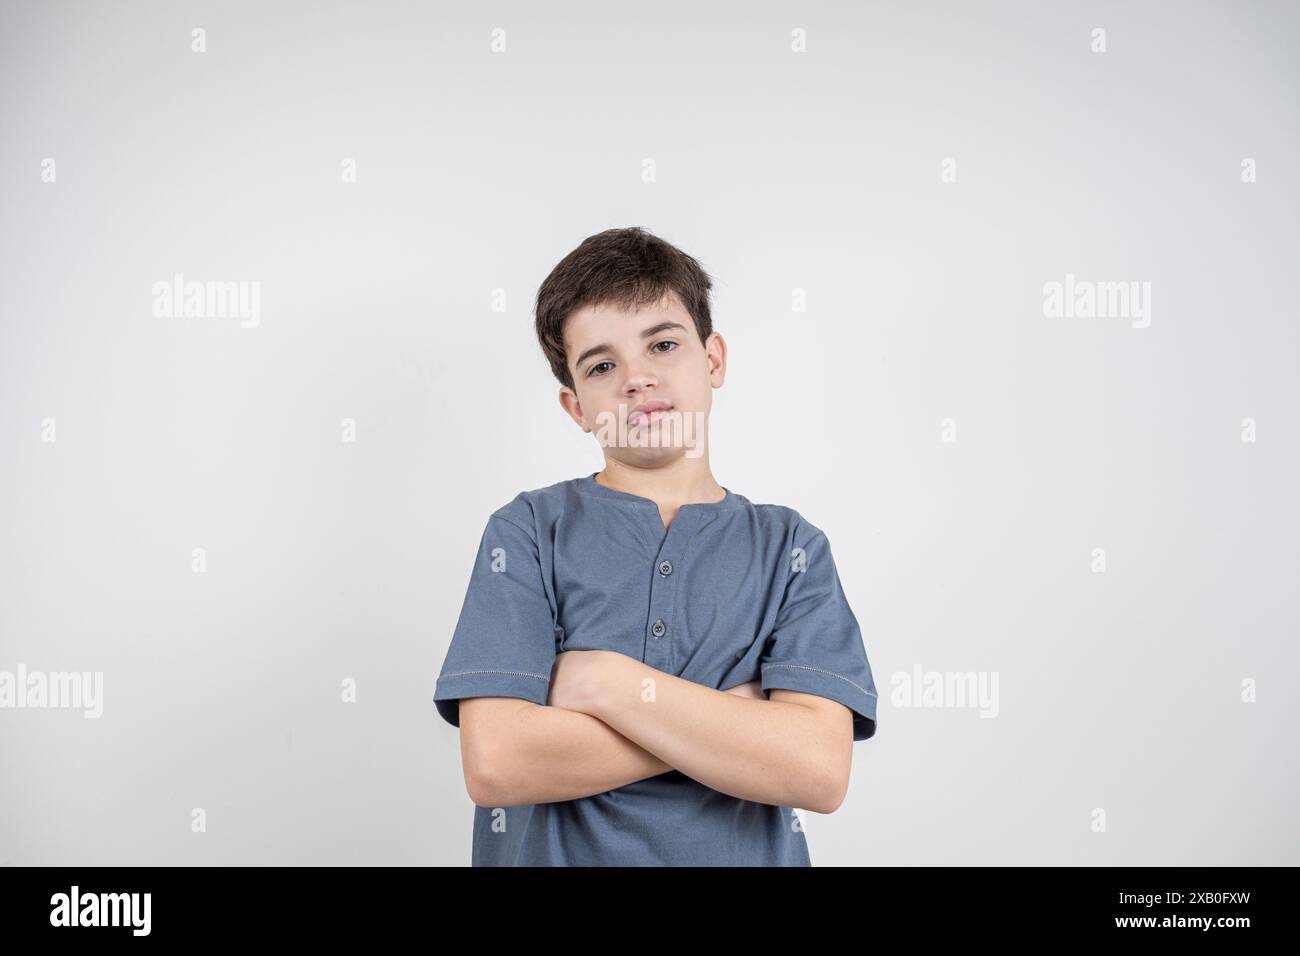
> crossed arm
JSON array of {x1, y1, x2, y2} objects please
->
[{"x1": 458, "y1": 650, "x2": 853, "y2": 814}]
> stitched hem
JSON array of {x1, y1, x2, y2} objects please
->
[
  {"x1": 761, "y1": 662, "x2": 878, "y2": 741},
  {"x1": 433, "y1": 669, "x2": 551, "y2": 728}
]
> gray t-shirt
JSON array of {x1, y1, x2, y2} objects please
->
[{"x1": 433, "y1": 472, "x2": 878, "y2": 865}]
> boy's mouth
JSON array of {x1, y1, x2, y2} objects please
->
[{"x1": 628, "y1": 400, "x2": 673, "y2": 426}]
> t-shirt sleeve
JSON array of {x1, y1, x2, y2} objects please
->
[
  {"x1": 759, "y1": 521, "x2": 879, "y2": 741},
  {"x1": 432, "y1": 509, "x2": 561, "y2": 728}
]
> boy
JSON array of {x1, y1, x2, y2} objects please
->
[{"x1": 432, "y1": 227, "x2": 878, "y2": 866}]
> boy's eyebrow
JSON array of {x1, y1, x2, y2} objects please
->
[{"x1": 572, "y1": 320, "x2": 690, "y2": 371}]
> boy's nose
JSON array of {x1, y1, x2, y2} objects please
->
[{"x1": 621, "y1": 368, "x2": 659, "y2": 393}]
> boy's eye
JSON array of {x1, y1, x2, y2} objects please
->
[{"x1": 587, "y1": 341, "x2": 677, "y2": 377}]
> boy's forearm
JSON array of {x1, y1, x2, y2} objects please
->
[
  {"x1": 474, "y1": 701, "x2": 674, "y2": 807},
  {"x1": 585, "y1": 657, "x2": 839, "y2": 812},
  {"x1": 473, "y1": 681, "x2": 765, "y2": 807}
]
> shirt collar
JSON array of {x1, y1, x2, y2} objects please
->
[{"x1": 577, "y1": 472, "x2": 738, "y2": 513}]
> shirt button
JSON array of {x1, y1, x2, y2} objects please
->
[
  {"x1": 651, "y1": 619, "x2": 666, "y2": 638},
  {"x1": 658, "y1": 560, "x2": 673, "y2": 576}
]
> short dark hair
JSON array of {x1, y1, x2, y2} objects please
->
[{"x1": 533, "y1": 227, "x2": 715, "y2": 391}]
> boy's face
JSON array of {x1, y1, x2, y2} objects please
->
[{"x1": 558, "y1": 291, "x2": 726, "y2": 465}]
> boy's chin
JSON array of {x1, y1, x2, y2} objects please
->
[{"x1": 602, "y1": 446, "x2": 700, "y2": 467}]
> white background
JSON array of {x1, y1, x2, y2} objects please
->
[{"x1": 1, "y1": 0, "x2": 1296, "y2": 864}]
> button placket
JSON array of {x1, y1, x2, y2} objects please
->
[
  {"x1": 640, "y1": 506, "x2": 720, "y2": 673},
  {"x1": 642, "y1": 510, "x2": 691, "y2": 670}
]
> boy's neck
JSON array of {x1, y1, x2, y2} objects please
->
[{"x1": 593, "y1": 458, "x2": 726, "y2": 509}]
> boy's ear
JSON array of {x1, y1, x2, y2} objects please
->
[
  {"x1": 706, "y1": 331, "x2": 727, "y2": 386},
  {"x1": 558, "y1": 387, "x2": 589, "y2": 432}
]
